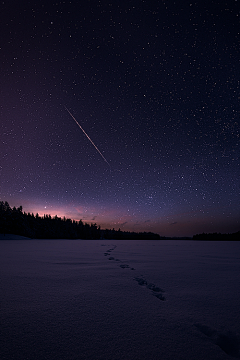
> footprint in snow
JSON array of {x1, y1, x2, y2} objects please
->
[
  {"x1": 194, "y1": 323, "x2": 240, "y2": 358},
  {"x1": 103, "y1": 245, "x2": 165, "y2": 300},
  {"x1": 134, "y1": 276, "x2": 166, "y2": 301}
]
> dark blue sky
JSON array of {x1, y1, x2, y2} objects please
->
[{"x1": 0, "y1": 0, "x2": 239, "y2": 236}]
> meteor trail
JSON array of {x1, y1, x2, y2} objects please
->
[{"x1": 65, "y1": 106, "x2": 110, "y2": 167}]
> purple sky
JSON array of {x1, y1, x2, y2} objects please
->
[{"x1": 0, "y1": 0, "x2": 239, "y2": 237}]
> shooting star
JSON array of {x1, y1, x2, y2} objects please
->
[{"x1": 65, "y1": 106, "x2": 110, "y2": 167}]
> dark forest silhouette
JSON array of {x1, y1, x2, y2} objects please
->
[
  {"x1": 192, "y1": 232, "x2": 239, "y2": 240},
  {"x1": 1, "y1": 201, "x2": 239, "y2": 240},
  {"x1": 0, "y1": 201, "x2": 161, "y2": 240}
]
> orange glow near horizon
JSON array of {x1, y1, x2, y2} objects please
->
[{"x1": 6, "y1": 197, "x2": 239, "y2": 237}]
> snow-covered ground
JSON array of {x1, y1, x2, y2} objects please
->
[{"x1": 0, "y1": 239, "x2": 239, "y2": 359}]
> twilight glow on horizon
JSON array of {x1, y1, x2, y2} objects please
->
[{"x1": 0, "y1": 1, "x2": 239, "y2": 237}]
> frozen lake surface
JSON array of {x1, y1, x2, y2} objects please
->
[{"x1": 1, "y1": 239, "x2": 240, "y2": 359}]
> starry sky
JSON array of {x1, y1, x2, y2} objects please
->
[{"x1": 0, "y1": 0, "x2": 239, "y2": 237}]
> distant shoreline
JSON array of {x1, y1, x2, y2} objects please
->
[
  {"x1": 1, "y1": 233, "x2": 239, "y2": 241},
  {"x1": 0, "y1": 234, "x2": 32, "y2": 240}
]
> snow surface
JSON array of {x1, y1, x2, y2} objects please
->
[{"x1": 0, "y1": 239, "x2": 240, "y2": 360}]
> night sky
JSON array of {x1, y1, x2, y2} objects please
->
[{"x1": 1, "y1": 0, "x2": 239, "y2": 237}]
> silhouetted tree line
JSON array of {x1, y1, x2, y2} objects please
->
[
  {"x1": 192, "y1": 231, "x2": 240, "y2": 240},
  {"x1": 0, "y1": 201, "x2": 160, "y2": 240}
]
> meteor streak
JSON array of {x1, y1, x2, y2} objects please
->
[{"x1": 65, "y1": 106, "x2": 110, "y2": 166}]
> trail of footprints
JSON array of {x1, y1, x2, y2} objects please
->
[
  {"x1": 102, "y1": 244, "x2": 240, "y2": 357},
  {"x1": 102, "y1": 245, "x2": 240, "y2": 357},
  {"x1": 103, "y1": 244, "x2": 166, "y2": 301}
]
